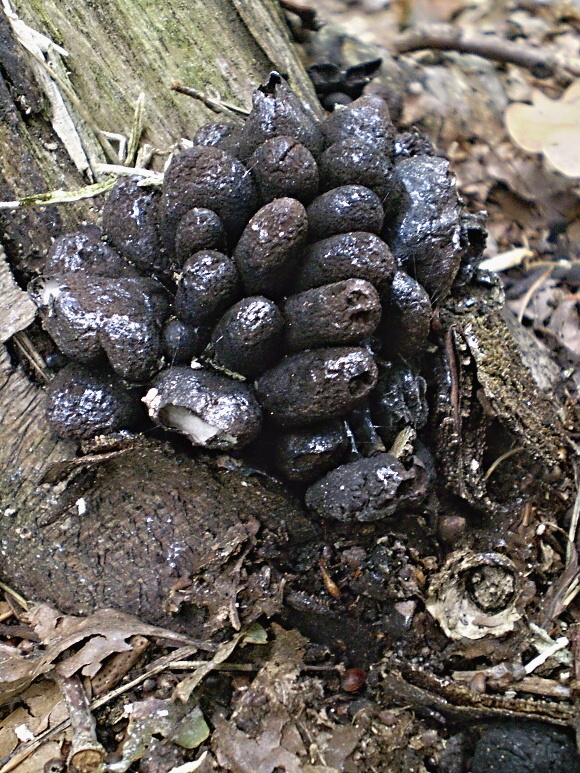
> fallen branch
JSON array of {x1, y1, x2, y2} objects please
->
[
  {"x1": 391, "y1": 23, "x2": 557, "y2": 78},
  {"x1": 56, "y1": 674, "x2": 105, "y2": 773}
]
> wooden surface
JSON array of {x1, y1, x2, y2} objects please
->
[{"x1": 0, "y1": 0, "x2": 317, "y2": 609}]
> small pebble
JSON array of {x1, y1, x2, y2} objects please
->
[{"x1": 341, "y1": 668, "x2": 366, "y2": 692}]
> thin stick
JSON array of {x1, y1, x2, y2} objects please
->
[
  {"x1": 279, "y1": 0, "x2": 319, "y2": 30},
  {"x1": 566, "y1": 463, "x2": 580, "y2": 566},
  {"x1": 0, "y1": 179, "x2": 117, "y2": 210},
  {"x1": 391, "y1": 23, "x2": 557, "y2": 78},
  {"x1": 516, "y1": 265, "x2": 554, "y2": 323},
  {"x1": 170, "y1": 81, "x2": 249, "y2": 117},
  {"x1": 11, "y1": 331, "x2": 52, "y2": 383},
  {"x1": 484, "y1": 446, "x2": 525, "y2": 481},
  {"x1": 0, "y1": 582, "x2": 29, "y2": 611},
  {"x1": 126, "y1": 93, "x2": 145, "y2": 166}
]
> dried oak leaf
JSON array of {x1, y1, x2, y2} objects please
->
[
  {"x1": 505, "y1": 81, "x2": 580, "y2": 178},
  {"x1": 0, "y1": 604, "x2": 199, "y2": 706}
]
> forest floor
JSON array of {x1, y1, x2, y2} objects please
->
[{"x1": 1, "y1": 1, "x2": 580, "y2": 772}]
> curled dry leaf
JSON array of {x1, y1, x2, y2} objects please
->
[
  {"x1": 0, "y1": 604, "x2": 202, "y2": 706},
  {"x1": 505, "y1": 80, "x2": 580, "y2": 178}
]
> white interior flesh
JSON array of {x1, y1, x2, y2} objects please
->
[
  {"x1": 41, "y1": 278, "x2": 62, "y2": 307},
  {"x1": 163, "y1": 405, "x2": 222, "y2": 445}
]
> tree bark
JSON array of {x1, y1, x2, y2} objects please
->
[{"x1": 0, "y1": 0, "x2": 317, "y2": 621}]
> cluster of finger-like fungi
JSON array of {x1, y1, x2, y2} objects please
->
[{"x1": 30, "y1": 72, "x2": 481, "y2": 523}]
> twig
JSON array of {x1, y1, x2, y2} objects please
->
[
  {"x1": 391, "y1": 23, "x2": 557, "y2": 78},
  {"x1": 0, "y1": 582, "x2": 29, "y2": 611},
  {"x1": 0, "y1": 179, "x2": 117, "y2": 210},
  {"x1": 279, "y1": 0, "x2": 319, "y2": 30},
  {"x1": 484, "y1": 446, "x2": 525, "y2": 481},
  {"x1": 170, "y1": 80, "x2": 249, "y2": 117},
  {"x1": 568, "y1": 464, "x2": 580, "y2": 565},
  {"x1": 126, "y1": 93, "x2": 145, "y2": 166},
  {"x1": 11, "y1": 331, "x2": 52, "y2": 383},
  {"x1": 516, "y1": 264, "x2": 555, "y2": 323},
  {"x1": 56, "y1": 674, "x2": 105, "y2": 773},
  {"x1": 93, "y1": 163, "x2": 163, "y2": 185}
]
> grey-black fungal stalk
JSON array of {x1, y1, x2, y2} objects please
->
[
  {"x1": 322, "y1": 95, "x2": 395, "y2": 153},
  {"x1": 296, "y1": 231, "x2": 396, "y2": 294},
  {"x1": 174, "y1": 250, "x2": 240, "y2": 326},
  {"x1": 305, "y1": 453, "x2": 420, "y2": 522},
  {"x1": 382, "y1": 155, "x2": 462, "y2": 301},
  {"x1": 174, "y1": 208, "x2": 227, "y2": 266},
  {"x1": 102, "y1": 177, "x2": 166, "y2": 274},
  {"x1": 273, "y1": 420, "x2": 350, "y2": 483},
  {"x1": 306, "y1": 185, "x2": 384, "y2": 240},
  {"x1": 161, "y1": 145, "x2": 258, "y2": 243},
  {"x1": 210, "y1": 296, "x2": 284, "y2": 378},
  {"x1": 29, "y1": 273, "x2": 170, "y2": 382},
  {"x1": 378, "y1": 271, "x2": 432, "y2": 363},
  {"x1": 45, "y1": 225, "x2": 138, "y2": 278},
  {"x1": 233, "y1": 197, "x2": 308, "y2": 297},
  {"x1": 247, "y1": 136, "x2": 319, "y2": 205},
  {"x1": 237, "y1": 71, "x2": 323, "y2": 161}
]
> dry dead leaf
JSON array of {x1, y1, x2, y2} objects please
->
[
  {"x1": 0, "y1": 603, "x2": 204, "y2": 706},
  {"x1": 0, "y1": 681, "x2": 67, "y2": 766},
  {"x1": 108, "y1": 697, "x2": 209, "y2": 773},
  {"x1": 548, "y1": 296, "x2": 580, "y2": 358},
  {"x1": 506, "y1": 81, "x2": 580, "y2": 177}
]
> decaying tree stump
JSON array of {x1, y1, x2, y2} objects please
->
[{"x1": 0, "y1": 0, "x2": 320, "y2": 624}]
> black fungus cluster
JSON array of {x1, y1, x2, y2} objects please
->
[{"x1": 30, "y1": 72, "x2": 483, "y2": 523}]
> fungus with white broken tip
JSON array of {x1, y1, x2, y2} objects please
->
[{"x1": 143, "y1": 366, "x2": 262, "y2": 449}]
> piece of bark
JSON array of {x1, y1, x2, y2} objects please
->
[
  {"x1": 0, "y1": 441, "x2": 309, "y2": 632},
  {"x1": 0, "y1": 245, "x2": 36, "y2": 342}
]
